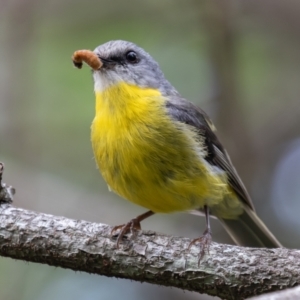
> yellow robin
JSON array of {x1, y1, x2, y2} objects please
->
[{"x1": 72, "y1": 41, "x2": 282, "y2": 256}]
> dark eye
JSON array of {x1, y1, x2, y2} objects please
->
[{"x1": 125, "y1": 51, "x2": 138, "y2": 64}]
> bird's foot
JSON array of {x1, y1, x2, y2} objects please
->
[
  {"x1": 111, "y1": 218, "x2": 142, "y2": 248},
  {"x1": 188, "y1": 228, "x2": 212, "y2": 265}
]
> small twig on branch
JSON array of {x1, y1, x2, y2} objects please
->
[
  {"x1": 0, "y1": 204, "x2": 299, "y2": 300},
  {"x1": 0, "y1": 162, "x2": 15, "y2": 204}
]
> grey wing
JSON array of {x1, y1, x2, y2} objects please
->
[{"x1": 165, "y1": 97, "x2": 254, "y2": 210}]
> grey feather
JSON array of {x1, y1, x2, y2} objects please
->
[
  {"x1": 166, "y1": 98, "x2": 254, "y2": 209},
  {"x1": 220, "y1": 204, "x2": 282, "y2": 247},
  {"x1": 93, "y1": 40, "x2": 178, "y2": 96}
]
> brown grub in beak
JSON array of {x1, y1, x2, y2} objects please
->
[{"x1": 72, "y1": 50, "x2": 102, "y2": 70}]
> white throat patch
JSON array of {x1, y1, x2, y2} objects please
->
[{"x1": 93, "y1": 71, "x2": 122, "y2": 93}]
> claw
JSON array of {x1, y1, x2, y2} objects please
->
[
  {"x1": 111, "y1": 218, "x2": 142, "y2": 248},
  {"x1": 188, "y1": 228, "x2": 212, "y2": 264},
  {"x1": 188, "y1": 205, "x2": 212, "y2": 265},
  {"x1": 110, "y1": 210, "x2": 154, "y2": 248}
]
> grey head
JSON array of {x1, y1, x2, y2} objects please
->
[{"x1": 93, "y1": 40, "x2": 179, "y2": 97}]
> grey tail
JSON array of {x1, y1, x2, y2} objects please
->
[{"x1": 219, "y1": 205, "x2": 282, "y2": 248}]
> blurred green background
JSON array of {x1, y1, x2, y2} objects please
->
[{"x1": 1, "y1": 1, "x2": 300, "y2": 299}]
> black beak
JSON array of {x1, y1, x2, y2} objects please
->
[{"x1": 98, "y1": 56, "x2": 116, "y2": 68}]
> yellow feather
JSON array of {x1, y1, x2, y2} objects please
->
[{"x1": 91, "y1": 82, "x2": 241, "y2": 216}]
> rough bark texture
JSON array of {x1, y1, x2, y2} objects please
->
[{"x1": 0, "y1": 204, "x2": 298, "y2": 300}]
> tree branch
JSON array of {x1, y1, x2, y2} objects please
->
[
  {"x1": 0, "y1": 164, "x2": 299, "y2": 299},
  {"x1": 0, "y1": 204, "x2": 298, "y2": 300}
]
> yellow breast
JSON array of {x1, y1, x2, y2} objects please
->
[{"x1": 91, "y1": 82, "x2": 229, "y2": 213}]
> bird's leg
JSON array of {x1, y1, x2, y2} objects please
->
[
  {"x1": 111, "y1": 210, "x2": 154, "y2": 248},
  {"x1": 188, "y1": 205, "x2": 212, "y2": 263}
]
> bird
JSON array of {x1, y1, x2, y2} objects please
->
[{"x1": 72, "y1": 40, "x2": 282, "y2": 257}]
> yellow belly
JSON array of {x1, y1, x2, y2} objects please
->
[{"x1": 91, "y1": 82, "x2": 232, "y2": 214}]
